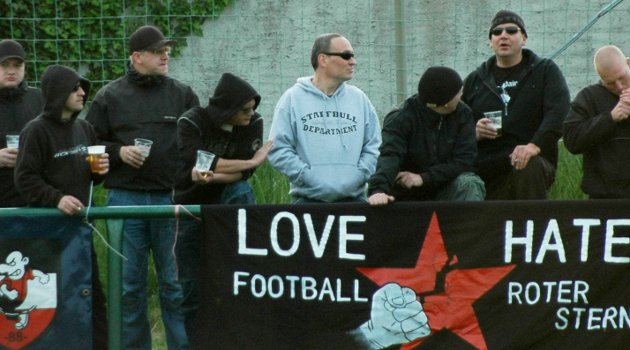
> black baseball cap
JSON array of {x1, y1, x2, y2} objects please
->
[
  {"x1": 0, "y1": 40, "x2": 26, "y2": 63},
  {"x1": 128, "y1": 26, "x2": 176, "y2": 52}
]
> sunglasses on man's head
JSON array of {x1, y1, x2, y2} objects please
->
[
  {"x1": 323, "y1": 51, "x2": 355, "y2": 60},
  {"x1": 491, "y1": 26, "x2": 521, "y2": 36}
]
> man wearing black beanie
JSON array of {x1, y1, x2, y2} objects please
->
[
  {"x1": 462, "y1": 10, "x2": 570, "y2": 200},
  {"x1": 368, "y1": 66, "x2": 485, "y2": 205}
]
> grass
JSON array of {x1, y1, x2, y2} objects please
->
[
  {"x1": 93, "y1": 141, "x2": 586, "y2": 348},
  {"x1": 548, "y1": 140, "x2": 587, "y2": 200}
]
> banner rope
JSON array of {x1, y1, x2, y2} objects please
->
[
  {"x1": 83, "y1": 180, "x2": 127, "y2": 261},
  {"x1": 172, "y1": 204, "x2": 201, "y2": 277}
]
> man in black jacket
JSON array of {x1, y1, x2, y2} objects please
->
[
  {"x1": 0, "y1": 39, "x2": 43, "y2": 207},
  {"x1": 86, "y1": 25, "x2": 199, "y2": 350},
  {"x1": 462, "y1": 10, "x2": 570, "y2": 200},
  {"x1": 564, "y1": 45, "x2": 630, "y2": 198},
  {"x1": 368, "y1": 66, "x2": 484, "y2": 205}
]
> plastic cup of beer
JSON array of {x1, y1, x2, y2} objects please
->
[
  {"x1": 6, "y1": 134, "x2": 19, "y2": 149},
  {"x1": 134, "y1": 138, "x2": 153, "y2": 157},
  {"x1": 195, "y1": 150, "x2": 215, "y2": 178},
  {"x1": 484, "y1": 110, "x2": 503, "y2": 137},
  {"x1": 87, "y1": 145, "x2": 106, "y2": 173}
]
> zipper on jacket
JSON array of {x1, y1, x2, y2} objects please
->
[{"x1": 433, "y1": 116, "x2": 444, "y2": 157}]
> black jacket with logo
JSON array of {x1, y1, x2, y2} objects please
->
[
  {"x1": 368, "y1": 95, "x2": 477, "y2": 200},
  {"x1": 462, "y1": 49, "x2": 570, "y2": 182},
  {"x1": 86, "y1": 67, "x2": 199, "y2": 191},
  {"x1": 15, "y1": 65, "x2": 101, "y2": 207}
]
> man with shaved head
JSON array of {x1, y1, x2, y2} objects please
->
[{"x1": 563, "y1": 45, "x2": 630, "y2": 198}]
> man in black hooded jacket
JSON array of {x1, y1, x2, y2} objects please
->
[
  {"x1": 172, "y1": 72, "x2": 271, "y2": 347},
  {"x1": 15, "y1": 64, "x2": 109, "y2": 349}
]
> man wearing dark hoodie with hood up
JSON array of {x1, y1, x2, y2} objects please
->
[
  {"x1": 14, "y1": 64, "x2": 109, "y2": 349},
  {"x1": 172, "y1": 72, "x2": 271, "y2": 347}
]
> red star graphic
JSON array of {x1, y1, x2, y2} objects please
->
[{"x1": 357, "y1": 212, "x2": 515, "y2": 350}]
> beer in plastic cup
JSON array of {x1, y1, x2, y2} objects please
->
[
  {"x1": 87, "y1": 145, "x2": 106, "y2": 173},
  {"x1": 195, "y1": 150, "x2": 215, "y2": 178}
]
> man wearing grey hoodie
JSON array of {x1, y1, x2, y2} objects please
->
[{"x1": 268, "y1": 33, "x2": 381, "y2": 203}]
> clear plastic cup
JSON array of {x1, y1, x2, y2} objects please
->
[
  {"x1": 195, "y1": 150, "x2": 215, "y2": 178},
  {"x1": 6, "y1": 134, "x2": 19, "y2": 149},
  {"x1": 134, "y1": 138, "x2": 153, "y2": 157},
  {"x1": 484, "y1": 110, "x2": 503, "y2": 137}
]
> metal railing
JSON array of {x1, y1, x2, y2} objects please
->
[{"x1": 0, "y1": 205, "x2": 200, "y2": 350}]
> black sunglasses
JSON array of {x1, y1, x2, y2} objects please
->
[
  {"x1": 323, "y1": 51, "x2": 355, "y2": 60},
  {"x1": 491, "y1": 26, "x2": 521, "y2": 36}
]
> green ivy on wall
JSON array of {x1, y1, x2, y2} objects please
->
[{"x1": 0, "y1": 0, "x2": 232, "y2": 95}]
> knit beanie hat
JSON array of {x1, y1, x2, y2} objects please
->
[
  {"x1": 207, "y1": 73, "x2": 261, "y2": 126},
  {"x1": 417, "y1": 66, "x2": 462, "y2": 107},
  {"x1": 0, "y1": 40, "x2": 25, "y2": 63},
  {"x1": 129, "y1": 26, "x2": 176, "y2": 52},
  {"x1": 489, "y1": 10, "x2": 527, "y2": 38}
]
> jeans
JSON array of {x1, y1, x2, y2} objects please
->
[
  {"x1": 108, "y1": 189, "x2": 188, "y2": 350},
  {"x1": 175, "y1": 181, "x2": 254, "y2": 349}
]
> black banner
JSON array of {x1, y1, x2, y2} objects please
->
[
  {"x1": 0, "y1": 217, "x2": 92, "y2": 350},
  {"x1": 198, "y1": 201, "x2": 630, "y2": 349}
]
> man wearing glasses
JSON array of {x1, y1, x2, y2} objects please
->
[
  {"x1": 268, "y1": 33, "x2": 381, "y2": 203},
  {"x1": 86, "y1": 25, "x2": 199, "y2": 349},
  {"x1": 462, "y1": 10, "x2": 570, "y2": 200}
]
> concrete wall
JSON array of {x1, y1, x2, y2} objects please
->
[{"x1": 168, "y1": 0, "x2": 630, "y2": 137}]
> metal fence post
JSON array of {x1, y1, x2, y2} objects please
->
[{"x1": 106, "y1": 219, "x2": 124, "y2": 350}]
